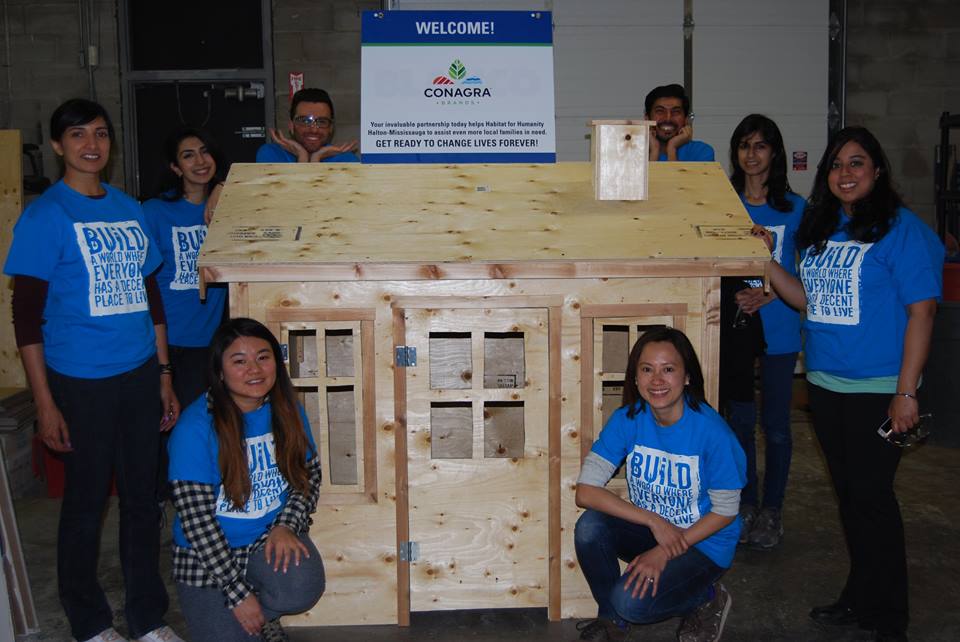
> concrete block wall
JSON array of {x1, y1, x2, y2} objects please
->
[
  {"x1": 271, "y1": 0, "x2": 379, "y2": 146},
  {"x1": 2, "y1": 0, "x2": 958, "y2": 220},
  {"x1": 846, "y1": 0, "x2": 960, "y2": 225},
  {"x1": 0, "y1": 0, "x2": 124, "y2": 188}
]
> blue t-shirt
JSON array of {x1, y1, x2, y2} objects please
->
[
  {"x1": 142, "y1": 196, "x2": 227, "y2": 347},
  {"x1": 656, "y1": 140, "x2": 715, "y2": 162},
  {"x1": 3, "y1": 180, "x2": 161, "y2": 378},
  {"x1": 255, "y1": 142, "x2": 359, "y2": 163},
  {"x1": 799, "y1": 206, "x2": 944, "y2": 378},
  {"x1": 168, "y1": 396, "x2": 316, "y2": 549},
  {"x1": 590, "y1": 400, "x2": 746, "y2": 568},
  {"x1": 742, "y1": 193, "x2": 804, "y2": 355}
]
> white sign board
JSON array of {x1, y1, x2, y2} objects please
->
[{"x1": 361, "y1": 10, "x2": 556, "y2": 163}]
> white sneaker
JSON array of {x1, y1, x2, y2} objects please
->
[
  {"x1": 136, "y1": 626, "x2": 186, "y2": 642},
  {"x1": 79, "y1": 629, "x2": 128, "y2": 642}
]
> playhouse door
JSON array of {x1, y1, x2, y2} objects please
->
[{"x1": 403, "y1": 306, "x2": 550, "y2": 612}]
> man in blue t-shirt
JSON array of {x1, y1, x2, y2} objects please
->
[
  {"x1": 644, "y1": 84, "x2": 714, "y2": 162},
  {"x1": 256, "y1": 87, "x2": 359, "y2": 163}
]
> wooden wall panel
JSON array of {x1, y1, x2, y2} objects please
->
[{"x1": 240, "y1": 276, "x2": 708, "y2": 624}]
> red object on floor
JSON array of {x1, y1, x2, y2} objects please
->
[
  {"x1": 36, "y1": 435, "x2": 116, "y2": 498},
  {"x1": 944, "y1": 263, "x2": 960, "y2": 302}
]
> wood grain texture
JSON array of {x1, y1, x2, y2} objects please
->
[
  {"x1": 392, "y1": 307, "x2": 410, "y2": 626},
  {"x1": 0, "y1": 131, "x2": 23, "y2": 387},
  {"x1": 592, "y1": 121, "x2": 654, "y2": 200},
  {"x1": 406, "y1": 308, "x2": 549, "y2": 612},
  {"x1": 200, "y1": 162, "x2": 766, "y2": 276}
]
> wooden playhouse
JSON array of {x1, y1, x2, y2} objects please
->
[{"x1": 198, "y1": 157, "x2": 767, "y2": 626}]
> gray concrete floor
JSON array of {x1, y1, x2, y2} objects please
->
[{"x1": 12, "y1": 408, "x2": 960, "y2": 641}]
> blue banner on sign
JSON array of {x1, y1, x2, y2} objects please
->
[{"x1": 362, "y1": 10, "x2": 552, "y2": 45}]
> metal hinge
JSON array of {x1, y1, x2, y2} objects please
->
[
  {"x1": 399, "y1": 541, "x2": 420, "y2": 562},
  {"x1": 280, "y1": 343, "x2": 289, "y2": 362},
  {"x1": 394, "y1": 346, "x2": 417, "y2": 367}
]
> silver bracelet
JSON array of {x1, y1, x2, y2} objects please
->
[{"x1": 894, "y1": 392, "x2": 917, "y2": 400}]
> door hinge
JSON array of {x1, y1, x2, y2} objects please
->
[
  {"x1": 399, "y1": 540, "x2": 420, "y2": 562},
  {"x1": 280, "y1": 343, "x2": 289, "y2": 362},
  {"x1": 394, "y1": 346, "x2": 417, "y2": 368}
]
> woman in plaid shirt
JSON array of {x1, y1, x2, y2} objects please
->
[{"x1": 167, "y1": 318, "x2": 324, "y2": 641}]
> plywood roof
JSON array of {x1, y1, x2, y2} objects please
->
[{"x1": 199, "y1": 161, "x2": 768, "y2": 281}]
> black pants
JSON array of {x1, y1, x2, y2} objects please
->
[
  {"x1": 808, "y1": 383, "x2": 907, "y2": 634},
  {"x1": 48, "y1": 356, "x2": 169, "y2": 640},
  {"x1": 158, "y1": 345, "x2": 211, "y2": 501}
]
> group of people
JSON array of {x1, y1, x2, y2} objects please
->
[
  {"x1": 574, "y1": 84, "x2": 943, "y2": 642},
  {"x1": 2, "y1": 81, "x2": 944, "y2": 642},
  {"x1": 3, "y1": 92, "x2": 345, "y2": 642}
]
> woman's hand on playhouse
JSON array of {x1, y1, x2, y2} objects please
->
[
  {"x1": 265, "y1": 525, "x2": 310, "y2": 573},
  {"x1": 232, "y1": 593, "x2": 265, "y2": 636},
  {"x1": 623, "y1": 547, "x2": 669, "y2": 599},
  {"x1": 649, "y1": 516, "x2": 689, "y2": 559}
]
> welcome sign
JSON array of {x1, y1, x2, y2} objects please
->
[{"x1": 360, "y1": 10, "x2": 556, "y2": 163}]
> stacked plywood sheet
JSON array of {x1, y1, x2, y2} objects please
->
[{"x1": 0, "y1": 389, "x2": 40, "y2": 500}]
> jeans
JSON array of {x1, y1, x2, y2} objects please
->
[
  {"x1": 48, "y1": 356, "x2": 169, "y2": 640},
  {"x1": 574, "y1": 510, "x2": 723, "y2": 625},
  {"x1": 177, "y1": 533, "x2": 326, "y2": 642},
  {"x1": 728, "y1": 352, "x2": 797, "y2": 509},
  {"x1": 807, "y1": 383, "x2": 907, "y2": 634}
]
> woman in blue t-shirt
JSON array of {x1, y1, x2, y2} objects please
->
[
  {"x1": 3, "y1": 99, "x2": 182, "y2": 642},
  {"x1": 168, "y1": 318, "x2": 324, "y2": 642},
  {"x1": 760, "y1": 127, "x2": 943, "y2": 642},
  {"x1": 574, "y1": 327, "x2": 746, "y2": 642},
  {"x1": 722, "y1": 114, "x2": 804, "y2": 549},
  {"x1": 143, "y1": 127, "x2": 228, "y2": 409}
]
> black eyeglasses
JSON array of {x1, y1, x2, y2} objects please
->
[
  {"x1": 877, "y1": 413, "x2": 933, "y2": 448},
  {"x1": 292, "y1": 115, "x2": 333, "y2": 128}
]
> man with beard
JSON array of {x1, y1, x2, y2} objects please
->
[
  {"x1": 256, "y1": 88, "x2": 359, "y2": 163},
  {"x1": 644, "y1": 84, "x2": 714, "y2": 162}
]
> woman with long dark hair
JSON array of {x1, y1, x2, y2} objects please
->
[
  {"x1": 722, "y1": 114, "x2": 805, "y2": 549},
  {"x1": 573, "y1": 327, "x2": 745, "y2": 642},
  {"x1": 759, "y1": 126, "x2": 943, "y2": 642},
  {"x1": 168, "y1": 318, "x2": 325, "y2": 642},
  {"x1": 3, "y1": 98, "x2": 182, "y2": 642},
  {"x1": 143, "y1": 127, "x2": 228, "y2": 408}
]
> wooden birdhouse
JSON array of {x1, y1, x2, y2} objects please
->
[{"x1": 591, "y1": 120, "x2": 656, "y2": 201}]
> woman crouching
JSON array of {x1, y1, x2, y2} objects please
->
[
  {"x1": 574, "y1": 327, "x2": 746, "y2": 642},
  {"x1": 168, "y1": 318, "x2": 325, "y2": 641}
]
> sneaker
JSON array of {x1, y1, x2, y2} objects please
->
[
  {"x1": 737, "y1": 504, "x2": 757, "y2": 545},
  {"x1": 135, "y1": 626, "x2": 185, "y2": 642},
  {"x1": 261, "y1": 619, "x2": 290, "y2": 642},
  {"x1": 677, "y1": 582, "x2": 732, "y2": 642},
  {"x1": 574, "y1": 618, "x2": 628, "y2": 641},
  {"x1": 79, "y1": 629, "x2": 128, "y2": 642},
  {"x1": 748, "y1": 507, "x2": 784, "y2": 549}
]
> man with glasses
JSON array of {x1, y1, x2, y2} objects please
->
[
  {"x1": 256, "y1": 88, "x2": 359, "y2": 163},
  {"x1": 644, "y1": 84, "x2": 714, "y2": 162}
]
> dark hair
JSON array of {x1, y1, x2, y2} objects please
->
[
  {"x1": 156, "y1": 127, "x2": 228, "y2": 202},
  {"x1": 796, "y1": 126, "x2": 902, "y2": 254},
  {"x1": 644, "y1": 84, "x2": 690, "y2": 117},
  {"x1": 622, "y1": 327, "x2": 708, "y2": 419},
  {"x1": 50, "y1": 98, "x2": 115, "y2": 142},
  {"x1": 729, "y1": 114, "x2": 795, "y2": 213},
  {"x1": 289, "y1": 87, "x2": 335, "y2": 120},
  {"x1": 207, "y1": 317, "x2": 313, "y2": 510}
]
